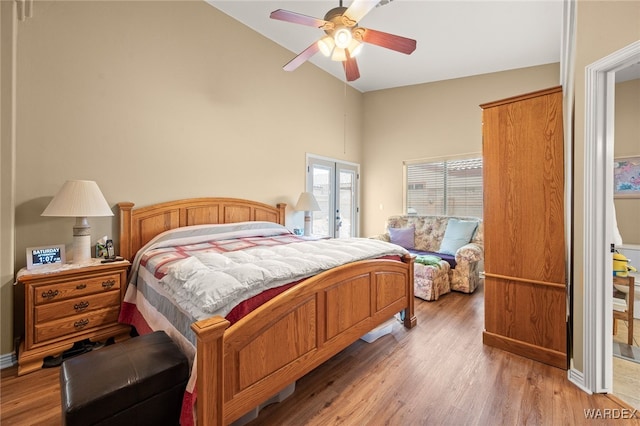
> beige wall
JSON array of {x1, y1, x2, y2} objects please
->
[
  {"x1": 360, "y1": 64, "x2": 560, "y2": 236},
  {"x1": 614, "y1": 79, "x2": 640, "y2": 244},
  {"x1": 572, "y1": 0, "x2": 640, "y2": 371},
  {"x1": 1, "y1": 1, "x2": 18, "y2": 361},
  {"x1": 3, "y1": 0, "x2": 363, "y2": 355}
]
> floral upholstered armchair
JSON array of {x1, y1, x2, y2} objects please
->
[{"x1": 373, "y1": 215, "x2": 484, "y2": 294}]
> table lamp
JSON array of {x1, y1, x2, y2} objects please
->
[
  {"x1": 295, "y1": 192, "x2": 321, "y2": 236},
  {"x1": 41, "y1": 180, "x2": 113, "y2": 263}
]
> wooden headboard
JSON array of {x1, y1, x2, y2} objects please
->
[{"x1": 118, "y1": 198, "x2": 287, "y2": 261}]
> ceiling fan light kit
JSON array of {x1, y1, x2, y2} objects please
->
[
  {"x1": 348, "y1": 39, "x2": 364, "y2": 56},
  {"x1": 334, "y1": 27, "x2": 352, "y2": 48},
  {"x1": 270, "y1": 0, "x2": 416, "y2": 82},
  {"x1": 332, "y1": 47, "x2": 348, "y2": 62},
  {"x1": 318, "y1": 36, "x2": 335, "y2": 56}
]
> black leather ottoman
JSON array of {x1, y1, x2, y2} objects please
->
[{"x1": 60, "y1": 331, "x2": 189, "y2": 426}]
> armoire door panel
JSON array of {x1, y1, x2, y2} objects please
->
[
  {"x1": 483, "y1": 89, "x2": 565, "y2": 284},
  {"x1": 483, "y1": 276, "x2": 566, "y2": 352},
  {"x1": 481, "y1": 86, "x2": 567, "y2": 369}
]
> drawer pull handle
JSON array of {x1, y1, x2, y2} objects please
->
[
  {"x1": 74, "y1": 301, "x2": 89, "y2": 312},
  {"x1": 41, "y1": 289, "x2": 59, "y2": 300},
  {"x1": 74, "y1": 319, "x2": 89, "y2": 329},
  {"x1": 76, "y1": 283, "x2": 87, "y2": 290},
  {"x1": 102, "y1": 279, "x2": 116, "y2": 289}
]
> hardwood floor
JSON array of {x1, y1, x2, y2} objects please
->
[
  {"x1": 2, "y1": 282, "x2": 639, "y2": 425},
  {"x1": 0, "y1": 365, "x2": 61, "y2": 426},
  {"x1": 613, "y1": 318, "x2": 640, "y2": 410}
]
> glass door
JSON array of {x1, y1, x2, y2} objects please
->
[
  {"x1": 336, "y1": 163, "x2": 358, "y2": 238},
  {"x1": 307, "y1": 156, "x2": 359, "y2": 238}
]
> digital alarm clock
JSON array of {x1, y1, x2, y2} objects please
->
[{"x1": 26, "y1": 244, "x2": 66, "y2": 270}]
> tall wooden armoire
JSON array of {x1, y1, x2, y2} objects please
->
[{"x1": 480, "y1": 86, "x2": 567, "y2": 369}]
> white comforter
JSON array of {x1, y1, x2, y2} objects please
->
[{"x1": 159, "y1": 236, "x2": 408, "y2": 320}]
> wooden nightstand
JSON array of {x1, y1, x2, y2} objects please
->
[{"x1": 15, "y1": 260, "x2": 131, "y2": 375}]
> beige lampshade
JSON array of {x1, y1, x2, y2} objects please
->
[
  {"x1": 42, "y1": 180, "x2": 113, "y2": 217},
  {"x1": 295, "y1": 192, "x2": 321, "y2": 212},
  {"x1": 42, "y1": 180, "x2": 113, "y2": 263}
]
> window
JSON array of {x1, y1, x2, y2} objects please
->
[{"x1": 405, "y1": 157, "x2": 483, "y2": 218}]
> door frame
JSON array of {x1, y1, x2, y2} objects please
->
[{"x1": 578, "y1": 40, "x2": 640, "y2": 393}]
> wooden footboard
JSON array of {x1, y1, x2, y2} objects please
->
[{"x1": 192, "y1": 255, "x2": 415, "y2": 426}]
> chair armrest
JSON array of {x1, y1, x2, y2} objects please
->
[
  {"x1": 370, "y1": 233, "x2": 391, "y2": 242},
  {"x1": 455, "y1": 243, "x2": 483, "y2": 264}
]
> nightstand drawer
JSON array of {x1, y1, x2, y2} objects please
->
[
  {"x1": 35, "y1": 273, "x2": 121, "y2": 305},
  {"x1": 35, "y1": 290, "x2": 121, "y2": 323},
  {"x1": 35, "y1": 306, "x2": 121, "y2": 343}
]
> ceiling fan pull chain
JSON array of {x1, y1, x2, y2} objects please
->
[{"x1": 343, "y1": 81, "x2": 347, "y2": 154}]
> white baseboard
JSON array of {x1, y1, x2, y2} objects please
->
[
  {"x1": 568, "y1": 367, "x2": 592, "y2": 394},
  {"x1": 0, "y1": 352, "x2": 17, "y2": 370}
]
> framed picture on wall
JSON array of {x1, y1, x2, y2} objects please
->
[{"x1": 614, "y1": 155, "x2": 640, "y2": 198}]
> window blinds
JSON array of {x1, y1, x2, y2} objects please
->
[{"x1": 406, "y1": 157, "x2": 483, "y2": 218}]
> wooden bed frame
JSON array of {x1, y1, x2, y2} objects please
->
[{"x1": 118, "y1": 197, "x2": 416, "y2": 426}]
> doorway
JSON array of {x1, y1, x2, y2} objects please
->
[
  {"x1": 581, "y1": 40, "x2": 640, "y2": 396},
  {"x1": 306, "y1": 155, "x2": 360, "y2": 238}
]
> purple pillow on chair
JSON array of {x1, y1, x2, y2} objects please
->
[{"x1": 389, "y1": 226, "x2": 415, "y2": 249}]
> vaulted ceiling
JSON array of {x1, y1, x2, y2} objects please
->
[{"x1": 208, "y1": 1, "x2": 564, "y2": 92}]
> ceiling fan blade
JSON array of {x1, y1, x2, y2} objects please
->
[
  {"x1": 283, "y1": 42, "x2": 321, "y2": 72},
  {"x1": 343, "y1": 52, "x2": 360, "y2": 82},
  {"x1": 361, "y1": 28, "x2": 417, "y2": 55},
  {"x1": 343, "y1": 0, "x2": 379, "y2": 24},
  {"x1": 270, "y1": 9, "x2": 328, "y2": 28}
]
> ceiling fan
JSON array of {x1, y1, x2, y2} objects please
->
[{"x1": 270, "y1": 0, "x2": 417, "y2": 82}]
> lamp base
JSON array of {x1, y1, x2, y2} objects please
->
[
  {"x1": 73, "y1": 235, "x2": 91, "y2": 263},
  {"x1": 73, "y1": 217, "x2": 92, "y2": 263},
  {"x1": 303, "y1": 214, "x2": 312, "y2": 237}
]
